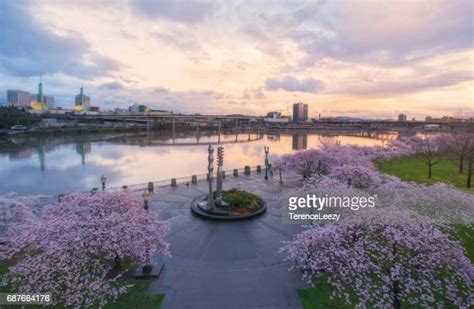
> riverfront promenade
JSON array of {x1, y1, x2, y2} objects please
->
[{"x1": 145, "y1": 170, "x2": 306, "y2": 309}]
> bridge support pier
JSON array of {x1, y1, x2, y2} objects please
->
[
  {"x1": 172, "y1": 119, "x2": 176, "y2": 144},
  {"x1": 196, "y1": 124, "x2": 200, "y2": 144}
]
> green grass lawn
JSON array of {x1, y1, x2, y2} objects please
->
[
  {"x1": 374, "y1": 155, "x2": 472, "y2": 191},
  {"x1": 105, "y1": 280, "x2": 164, "y2": 309},
  {"x1": 299, "y1": 155, "x2": 473, "y2": 308}
]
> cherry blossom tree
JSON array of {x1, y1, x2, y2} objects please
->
[
  {"x1": 0, "y1": 193, "x2": 45, "y2": 243},
  {"x1": 281, "y1": 208, "x2": 474, "y2": 308},
  {"x1": 328, "y1": 164, "x2": 382, "y2": 189},
  {"x1": 0, "y1": 191, "x2": 170, "y2": 308},
  {"x1": 375, "y1": 177, "x2": 474, "y2": 224},
  {"x1": 285, "y1": 149, "x2": 322, "y2": 178},
  {"x1": 272, "y1": 158, "x2": 287, "y2": 184}
]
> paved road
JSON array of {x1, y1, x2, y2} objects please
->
[{"x1": 147, "y1": 171, "x2": 307, "y2": 309}]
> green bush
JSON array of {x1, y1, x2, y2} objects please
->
[{"x1": 223, "y1": 189, "x2": 262, "y2": 210}]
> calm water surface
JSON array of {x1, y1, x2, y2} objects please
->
[{"x1": 0, "y1": 131, "x2": 392, "y2": 195}]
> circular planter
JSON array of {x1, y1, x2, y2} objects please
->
[{"x1": 191, "y1": 194, "x2": 266, "y2": 220}]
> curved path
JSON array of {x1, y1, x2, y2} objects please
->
[{"x1": 147, "y1": 171, "x2": 307, "y2": 308}]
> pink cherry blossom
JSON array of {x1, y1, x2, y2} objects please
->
[{"x1": 0, "y1": 191, "x2": 170, "y2": 308}]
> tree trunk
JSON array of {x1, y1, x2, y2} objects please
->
[
  {"x1": 467, "y1": 159, "x2": 472, "y2": 189},
  {"x1": 114, "y1": 255, "x2": 122, "y2": 270},
  {"x1": 459, "y1": 156, "x2": 464, "y2": 174},
  {"x1": 279, "y1": 170, "x2": 283, "y2": 184},
  {"x1": 428, "y1": 163, "x2": 432, "y2": 178},
  {"x1": 393, "y1": 280, "x2": 401, "y2": 309}
]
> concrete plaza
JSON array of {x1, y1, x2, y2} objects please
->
[{"x1": 147, "y1": 171, "x2": 307, "y2": 309}]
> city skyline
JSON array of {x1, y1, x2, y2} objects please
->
[{"x1": 0, "y1": 1, "x2": 472, "y2": 118}]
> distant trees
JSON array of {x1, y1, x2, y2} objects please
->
[
  {"x1": 440, "y1": 132, "x2": 471, "y2": 174},
  {"x1": 0, "y1": 106, "x2": 42, "y2": 129},
  {"x1": 439, "y1": 132, "x2": 474, "y2": 188}
]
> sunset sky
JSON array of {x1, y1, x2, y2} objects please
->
[{"x1": 0, "y1": 0, "x2": 472, "y2": 118}]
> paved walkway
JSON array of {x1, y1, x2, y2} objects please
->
[{"x1": 147, "y1": 171, "x2": 307, "y2": 309}]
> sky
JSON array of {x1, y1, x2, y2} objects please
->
[{"x1": 0, "y1": 0, "x2": 473, "y2": 118}]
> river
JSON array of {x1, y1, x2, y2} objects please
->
[{"x1": 0, "y1": 130, "x2": 395, "y2": 195}]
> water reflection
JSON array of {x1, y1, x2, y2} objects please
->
[
  {"x1": 292, "y1": 134, "x2": 308, "y2": 150},
  {"x1": 0, "y1": 130, "x2": 396, "y2": 195}
]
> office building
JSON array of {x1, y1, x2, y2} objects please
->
[
  {"x1": 7, "y1": 90, "x2": 31, "y2": 107},
  {"x1": 129, "y1": 103, "x2": 150, "y2": 113},
  {"x1": 43, "y1": 95, "x2": 55, "y2": 109},
  {"x1": 292, "y1": 102, "x2": 308, "y2": 122},
  {"x1": 75, "y1": 86, "x2": 91, "y2": 111},
  {"x1": 398, "y1": 114, "x2": 407, "y2": 122}
]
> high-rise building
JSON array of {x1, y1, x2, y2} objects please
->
[
  {"x1": 43, "y1": 95, "x2": 55, "y2": 109},
  {"x1": 398, "y1": 114, "x2": 407, "y2": 122},
  {"x1": 37, "y1": 78, "x2": 43, "y2": 104},
  {"x1": 75, "y1": 86, "x2": 91, "y2": 111},
  {"x1": 7, "y1": 90, "x2": 31, "y2": 107},
  {"x1": 292, "y1": 102, "x2": 308, "y2": 122},
  {"x1": 30, "y1": 77, "x2": 49, "y2": 111}
]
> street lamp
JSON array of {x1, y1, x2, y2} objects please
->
[
  {"x1": 264, "y1": 146, "x2": 270, "y2": 180},
  {"x1": 142, "y1": 189, "x2": 151, "y2": 212},
  {"x1": 142, "y1": 189, "x2": 152, "y2": 274},
  {"x1": 100, "y1": 174, "x2": 107, "y2": 191}
]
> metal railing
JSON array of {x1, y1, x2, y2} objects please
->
[{"x1": 105, "y1": 165, "x2": 261, "y2": 193}]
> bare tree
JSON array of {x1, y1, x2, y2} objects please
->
[
  {"x1": 439, "y1": 132, "x2": 471, "y2": 174},
  {"x1": 410, "y1": 136, "x2": 442, "y2": 178},
  {"x1": 465, "y1": 135, "x2": 474, "y2": 189}
]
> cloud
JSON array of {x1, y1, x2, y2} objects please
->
[
  {"x1": 265, "y1": 75, "x2": 325, "y2": 93},
  {"x1": 338, "y1": 71, "x2": 472, "y2": 97},
  {"x1": 130, "y1": 0, "x2": 213, "y2": 23},
  {"x1": 99, "y1": 82, "x2": 124, "y2": 90},
  {"x1": 288, "y1": 1, "x2": 473, "y2": 67},
  {"x1": 153, "y1": 87, "x2": 169, "y2": 94},
  {"x1": 242, "y1": 88, "x2": 265, "y2": 100},
  {"x1": 0, "y1": 1, "x2": 119, "y2": 78}
]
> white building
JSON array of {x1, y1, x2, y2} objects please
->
[
  {"x1": 264, "y1": 111, "x2": 290, "y2": 123},
  {"x1": 7, "y1": 90, "x2": 31, "y2": 107}
]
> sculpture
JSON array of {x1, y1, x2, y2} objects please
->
[
  {"x1": 207, "y1": 144, "x2": 215, "y2": 210},
  {"x1": 216, "y1": 146, "x2": 224, "y2": 199},
  {"x1": 215, "y1": 146, "x2": 229, "y2": 206}
]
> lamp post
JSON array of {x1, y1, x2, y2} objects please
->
[
  {"x1": 100, "y1": 174, "x2": 107, "y2": 191},
  {"x1": 142, "y1": 189, "x2": 151, "y2": 212},
  {"x1": 142, "y1": 189, "x2": 152, "y2": 273},
  {"x1": 264, "y1": 146, "x2": 270, "y2": 180}
]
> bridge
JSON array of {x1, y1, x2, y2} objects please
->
[{"x1": 61, "y1": 113, "x2": 473, "y2": 132}]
